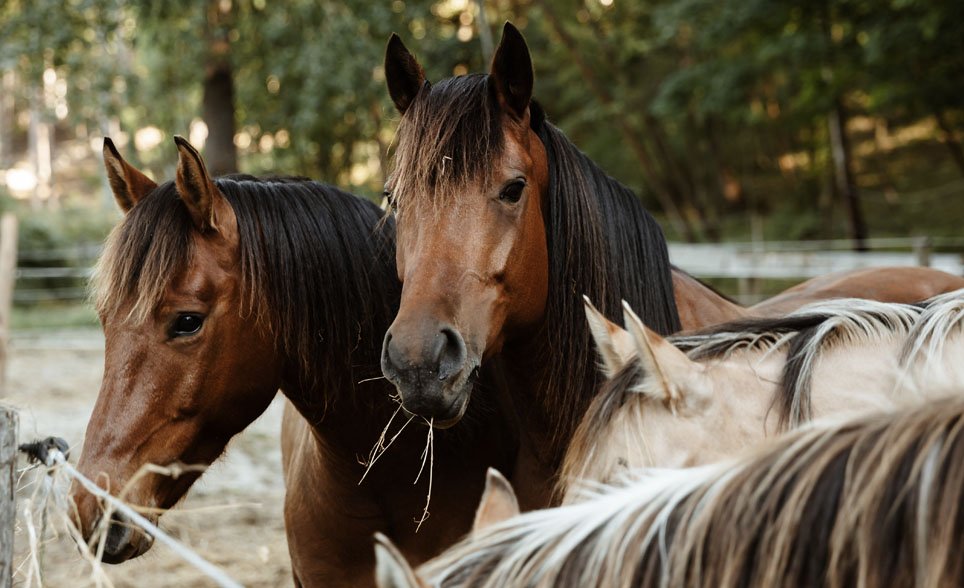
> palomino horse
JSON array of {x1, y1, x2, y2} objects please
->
[
  {"x1": 71, "y1": 138, "x2": 515, "y2": 586},
  {"x1": 559, "y1": 290, "x2": 964, "y2": 499},
  {"x1": 379, "y1": 22, "x2": 964, "y2": 506},
  {"x1": 375, "y1": 397, "x2": 964, "y2": 588}
]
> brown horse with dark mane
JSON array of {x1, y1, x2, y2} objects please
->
[
  {"x1": 379, "y1": 22, "x2": 964, "y2": 507},
  {"x1": 70, "y1": 138, "x2": 514, "y2": 586}
]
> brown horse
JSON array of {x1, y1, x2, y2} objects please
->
[
  {"x1": 379, "y1": 22, "x2": 964, "y2": 507},
  {"x1": 71, "y1": 138, "x2": 514, "y2": 586}
]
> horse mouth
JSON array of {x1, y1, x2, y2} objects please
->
[
  {"x1": 397, "y1": 375, "x2": 475, "y2": 428},
  {"x1": 409, "y1": 394, "x2": 472, "y2": 429},
  {"x1": 89, "y1": 511, "x2": 155, "y2": 564}
]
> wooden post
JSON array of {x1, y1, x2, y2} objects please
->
[
  {"x1": 913, "y1": 236, "x2": 932, "y2": 267},
  {"x1": 0, "y1": 214, "x2": 16, "y2": 391},
  {"x1": 0, "y1": 407, "x2": 16, "y2": 588}
]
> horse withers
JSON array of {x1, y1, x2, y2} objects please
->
[{"x1": 71, "y1": 138, "x2": 513, "y2": 586}]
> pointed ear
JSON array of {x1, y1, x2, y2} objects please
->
[
  {"x1": 373, "y1": 533, "x2": 423, "y2": 588},
  {"x1": 472, "y1": 468, "x2": 520, "y2": 535},
  {"x1": 622, "y1": 301, "x2": 698, "y2": 413},
  {"x1": 490, "y1": 22, "x2": 533, "y2": 120},
  {"x1": 584, "y1": 296, "x2": 635, "y2": 377},
  {"x1": 103, "y1": 137, "x2": 157, "y2": 213},
  {"x1": 385, "y1": 34, "x2": 427, "y2": 115},
  {"x1": 174, "y1": 135, "x2": 223, "y2": 232}
]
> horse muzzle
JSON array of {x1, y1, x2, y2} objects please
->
[
  {"x1": 99, "y1": 511, "x2": 154, "y2": 563},
  {"x1": 71, "y1": 486, "x2": 155, "y2": 563},
  {"x1": 381, "y1": 323, "x2": 478, "y2": 426}
]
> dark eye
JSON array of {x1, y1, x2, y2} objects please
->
[
  {"x1": 499, "y1": 179, "x2": 526, "y2": 204},
  {"x1": 383, "y1": 190, "x2": 397, "y2": 212},
  {"x1": 170, "y1": 313, "x2": 204, "y2": 338}
]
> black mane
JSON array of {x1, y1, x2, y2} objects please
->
[
  {"x1": 534, "y1": 110, "x2": 680, "y2": 461},
  {"x1": 96, "y1": 175, "x2": 399, "y2": 411}
]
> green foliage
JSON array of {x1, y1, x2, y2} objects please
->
[{"x1": 1, "y1": 0, "x2": 962, "y2": 236}]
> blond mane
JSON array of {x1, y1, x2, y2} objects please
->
[
  {"x1": 421, "y1": 397, "x2": 964, "y2": 587},
  {"x1": 560, "y1": 291, "x2": 964, "y2": 499}
]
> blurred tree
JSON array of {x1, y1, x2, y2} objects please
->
[
  {"x1": 1, "y1": 0, "x2": 961, "y2": 241},
  {"x1": 0, "y1": 0, "x2": 125, "y2": 207}
]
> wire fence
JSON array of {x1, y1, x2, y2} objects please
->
[{"x1": 10, "y1": 436, "x2": 243, "y2": 588}]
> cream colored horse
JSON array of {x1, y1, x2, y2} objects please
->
[
  {"x1": 559, "y1": 289, "x2": 964, "y2": 501},
  {"x1": 375, "y1": 398, "x2": 964, "y2": 588}
]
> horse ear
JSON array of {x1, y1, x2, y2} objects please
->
[
  {"x1": 584, "y1": 296, "x2": 635, "y2": 378},
  {"x1": 472, "y1": 468, "x2": 520, "y2": 535},
  {"x1": 103, "y1": 137, "x2": 157, "y2": 213},
  {"x1": 174, "y1": 135, "x2": 223, "y2": 232},
  {"x1": 490, "y1": 22, "x2": 533, "y2": 120},
  {"x1": 622, "y1": 301, "x2": 698, "y2": 414},
  {"x1": 385, "y1": 34, "x2": 427, "y2": 115},
  {"x1": 373, "y1": 533, "x2": 423, "y2": 588}
]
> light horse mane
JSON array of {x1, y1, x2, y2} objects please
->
[
  {"x1": 419, "y1": 396, "x2": 964, "y2": 587},
  {"x1": 391, "y1": 73, "x2": 680, "y2": 464},
  {"x1": 92, "y1": 175, "x2": 399, "y2": 406},
  {"x1": 671, "y1": 292, "x2": 964, "y2": 427}
]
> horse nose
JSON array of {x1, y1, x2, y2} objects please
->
[
  {"x1": 104, "y1": 511, "x2": 134, "y2": 559},
  {"x1": 382, "y1": 324, "x2": 467, "y2": 383}
]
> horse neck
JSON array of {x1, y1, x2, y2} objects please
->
[
  {"x1": 494, "y1": 321, "x2": 569, "y2": 506},
  {"x1": 671, "y1": 269, "x2": 747, "y2": 331},
  {"x1": 806, "y1": 330, "x2": 964, "y2": 419}
]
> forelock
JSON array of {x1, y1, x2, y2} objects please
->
[{"x1": 390, "y1": 74, "x2": 505, "y2": 210}]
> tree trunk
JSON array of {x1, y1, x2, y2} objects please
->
[
  {"x1": 202, "y1": 0, "x2": 238, "y2": 176},
  {"x1": 828, "y1": 99, "x2": 867, "y2": 251},
  {"x1": 27, "y1": 86, "x2": 52, "y2": 211},
  {"x1": 646, "y1": 114, "x2": 717, "y2": 240},
  {"x1": 0, "y1": 71, "x2": 15, "y2": 167},
  {"x1": 476, "y1": 0, "x2": 495, "y2": 64}
]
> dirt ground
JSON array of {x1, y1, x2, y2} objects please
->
[{"x1": 2, "y1": 329, "x2": 293, "y2": 587}]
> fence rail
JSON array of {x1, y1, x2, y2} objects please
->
[
  {"x1": 667, "y1": 242, "x2": 963, "y2": 279},
  {"x1": 6, "y1": 238, "x2": 964, "y2": 305}
]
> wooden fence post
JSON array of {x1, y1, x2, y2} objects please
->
[
  {"x1": 0, "y1": 213, "x2": 17, "y2": 391},
  {"x1": 913, "y1": 236, "x2": 932, "y2": 268},
  {"x1": 1, "y1": 407, "x2": 16, "y2": 588}
]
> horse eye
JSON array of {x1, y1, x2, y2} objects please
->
[
  {"x1": 499, "y1": 180, "x2": 526, "y2": 204},
  {"x1": 171, "y1": 313, "x2": 204, "y2": 338},
  {"x1": 383, "y1": 190, "x2": 397, "y2": 212}
]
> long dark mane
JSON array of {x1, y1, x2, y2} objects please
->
[
  {"x1": 392, "y1": 74, "x2": 680, "y2": 465},
  {"x1": 94, "y1": 176, "x2": 399, "y2": 410},
  {"x1": 534, "y1": 108, "x2": 680, "y2": 460}
]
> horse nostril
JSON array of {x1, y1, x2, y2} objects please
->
[
  {"x1": 382, "y1": 331, "x2": 403, "y2": 373},
  {"x1": 437, "y1": 326, "x2": 467, "y2": 381},
  {"x1": 105, "y1": 511, "x2": 133, "y2": 556}
]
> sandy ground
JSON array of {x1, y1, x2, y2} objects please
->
[{"x1": 2, "y1": 329, "x2": 292, "y2": 587}]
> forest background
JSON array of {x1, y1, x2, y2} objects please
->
[{"x1": 0, "y1": 0, "x2": 961, "y2": 326}]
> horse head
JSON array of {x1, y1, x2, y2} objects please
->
[
  {"x1": 379, "y1": 23, "x2": 550, "y2": 426},
  {"x1": 70, "y1": 138, "x2": 282, "y2": 562}
]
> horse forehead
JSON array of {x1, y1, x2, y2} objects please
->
[{"x1": 169, "y1": 238, "x2": 238, "y2": 300}]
